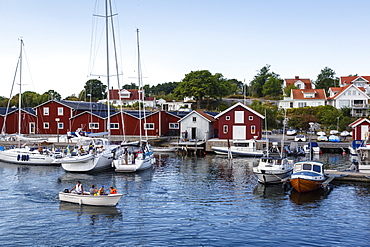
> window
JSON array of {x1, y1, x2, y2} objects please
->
[
  {"x1": 57, "y1": 107, "x2": 63, "y2": 116},
  {"x1": 58, "y1": 122, "x2": 64, "y2": 129},
  {"x1": 251, "y1": 125, "x2": 256, "y2": 134},
  {"x1": 89, "y1": 123, "x2": 99, "y2": 129},
  {"x1": 339, "y1": 100, "x2": 350, "y2": 108},
  {"x1": 249, "y1": 116, "x2": 253, "y2": 121},
  {"x1": 192, "y1": 117, "x2": 197, "y2": 122},
  {"x1": 145, "y1": 123, "x2": 154, "y2": 130},
  {"x1": 223, "y1": 125, "x2": 228, "y2": 134},
  {"x1": 169, "y1": 123, "x2": 179, "y2": 129},
  {"x1": 235, "y1": 111, "x2": 244, "y2": 123},
  {"x1": 298, "y1": 102, "x2": 307, "y2": 107},
  {"x1": 110, "y1": 123, "x2": 119, "y2": 129},
  {"x1": 226, "y1": 116, "x2": 230, "y2": 120},
  {"x1": 43, "y1": 122, "x2": 49, "y2": 129},
  {"x1": 43, "y1": 107, "x2": 49, "y2": 116}
]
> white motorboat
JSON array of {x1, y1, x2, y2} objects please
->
[
  {"x1": 112, "y1": 30, "x2": 156, "y2": 172},
  {"x1": 0, "y1": 39, "x2": 60, "y2": 166},
  {"x1": 152, "y1": 146, "x2": 177, "y2": 152},
  {"x1": 59, "y1": 137, "x2": 115, "y2": 172},
  {"x1": 353, "y1": 143, "x2": 370, "y2": 173},
  {"x1": 303, "y1": 142, "x2": 321, "y2": 155},
  {"x1": 316, "y1": 131, "x2": 326, "y2": 136},
  {"x1": 340, "y1": 131, "x2": 350, "y2": 137},
  {"x1": 59, "y1": 191, "x2": 122, "y2": 206},
  {"x1": 286, "y1": 129, "x2": 297, "y2": 136},
  {"x1": 329, "y1": 130, "x2": 339, "y2": 135},
  {"x1": 212, "y1": 139, "x2": 265, "y2": 157},
  {"x1": 348, "y1": 140, "x2": 364, "y2": 156}
]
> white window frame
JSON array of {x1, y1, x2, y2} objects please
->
[
  {"x1": 57, "y1": 107, "x2": 63, "y2": 116},
  {"x1": 89, "y1": 123, "x2": 99, "y2": 129},
  {"x1": 249, "y1": 116, "x2": 253, "y2": 121},
  {"x1": 44, "y1": 122, "x2": 49, "y2": 129},
  {"x1": 144, "y1": 123, "x2": 154, "y2": 130},
  {"x1": 192, "y1": 117, "x2": 197, "y2": 122},
  {"x1": 43, "y1": 107, "x2": 49, "y2": 116},
  {"x1": 169, "y1": 123, "x2": 179, "y2": 129},
  {"x1": 226, "y1": 116, "x2": 230, "y2": 120},
  {"x1": 110, "y1": 123, "x2": 119, "y2": 129},
  {"x1": 235, "y1": 111, "x2": 244, "y2": 123}
]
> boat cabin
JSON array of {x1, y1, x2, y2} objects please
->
[{"x1": 293, "y1": 162, "x2": 324, "y2": 174}]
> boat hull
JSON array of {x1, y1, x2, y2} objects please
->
[
  {"x1": 212, "y1": 147, "x2": 264, "y2": 157},
  {"x1": 59, "y1": 192, "x2": 122, "y2": 206},
  {"x1": 290, "y1": 178, "x2": 325, "y2": 193},
  {"x1": 113, "y1": 156, "x2": 155, "y2": 172},
  {"x1": 0, "y1": 148, "x2": 59, "y2": 165},
  {"x1": 253, "y1": 169, "x2": 292, "y2": 184},
  {"x1": 60, "y1": 152, "x2": 113, "y2": 172}
]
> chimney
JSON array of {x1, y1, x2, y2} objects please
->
[{"x1": 295, "y1": 76, "x2": 299, "y2": 80}]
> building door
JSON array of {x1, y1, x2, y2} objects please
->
[
  {"x1": 361, "y1": 125, "x2": 369, "y2": 140},
  {"x1": 232, "y1": 126, "x2": 246, "y2": 140},
  {"x1": 191, "y1": 127, "x2": 197, "y2": 140}
]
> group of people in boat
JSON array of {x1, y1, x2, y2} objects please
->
[{"x1": 69, "y1": 181, "x2": 117, "y2": 196}]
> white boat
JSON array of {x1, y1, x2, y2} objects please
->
[
  {"x1": 348, "y1": 140, "x2": 364, "y2": 156},
  {"x1": 353, "y1": 143, "x2": 370, "y2": 173},
  {"x1": 112, "y1": 29, "x2": 156, "y2": 173},
  {"x1": 212, "y1": 139, "x2": 265, "y2": 157},
  {"x1": 58, "y1": 136, "x2": 115, "y2": 172},
  {"x1": 59, "y1": 191, "x2": 122, "y2": 206},
  {"x1": 317, "y1": 135, "x2": 328, "y2": 141},
  {"x1": 253, "y1": 142, "x2": 293, "y2": 184},
  {"x1": 316, "y1": 131, "x2": 326, "y2": 136},
  {"x1": 303, "y1": 142, "x2": 321, "y2": 154},
  {"x1": 328, "y1": 135, "x2": 340, "y2": 142},
  {"x1": 329, "y1": 130, "x2": 339, "y2": 135},
  {"x1": 290, "y1": 160, "x2": 327, "y2": 193},
  {"x1": 286, "y1": 129, "x2": 297, "y2": 136},
  {"x1": 340, "y1": 131, "x2": 350, "y2": 137},
  {"x1": 152, "y1": 146, "x2": 177, "y2": 152},
  {"x1": 0, "y1": 39, "x2": 60, "y2": 165}
]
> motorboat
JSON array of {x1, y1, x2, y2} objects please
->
[
  {"x1": 212, "y1": 139, "x2": 265, "y2": 157},
  {"x1": 316, "y1": 131, "x2": 326, "y2": 136},
  {"x1": 284, "y1": 144, "x2": 305, "y2": 156},
  {"x1": 353, "y1": 144, "x2": 370, "y2": 173},
  {"x1": 303, "y1": 142, "x2": 321, "y2": 155},
  {"x1": 329, "y1": 130, "x2": 339, "y2": 135},
  {"x1": 348, "y1": 140, "x2": 364, "y2": 156},
  {"x1": 113, "y1": 141, "x2": 155, "y2": 173},
  {"x1": 286, "y1": 129, "x2": 297, "y2": 136},
  {"x1": 317, "y1": 135, "x2": 328, "y2": 142},
  {"x1": 294, "y1": 134, "x2": 306, "y2": 142},
  {"x1": 152, "y1": 146, "x2": 177, "y2": 152},
  {"x1": 290, "y1": 160, "x2": 327, "y2": 193},
  {"x1": 253, "y1": 155, "x2": 293, "y2": 184},
  {"x1": 59, "y1": 191, "x2": 122, "y2": 206},
  {"x1": 328, "y1": 135, "x2": 340, "y2": 142},
  {"x1": 340, "y1": 131, "x2": 350, "y2": 137},
  {"x1": 58, "y1": 137, "x2": 116, "y2": 172}
]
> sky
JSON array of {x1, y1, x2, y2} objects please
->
[{"x1": 1, "y1": 0, "x2": 370, "y2": 99}]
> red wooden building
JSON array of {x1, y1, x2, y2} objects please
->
[
  {"x1": 349, "y1": 118, "x2": 370, "y2": 140},
  {"x1": 214, "y1": 102, "x2": 265, "y2": 140},
  {"x1": 0, "y1": 107, "x2": 37, "y2": 134}
]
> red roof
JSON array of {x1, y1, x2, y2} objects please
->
[
  {"x1": 285, "y1": 76, "x2": 312, "y2": 89},
  {"x1": 340, "y1": 76, "x2": 370, "y2": 85},
  {"x1": 327, "y1": 85, "x2": 365, "y2": 100},
  {"x1": 291, "y1": 89, "x2": 326, "y2": 100}
]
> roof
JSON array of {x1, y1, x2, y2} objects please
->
[
  {"x1": 327, "y1": 84, "x2": 368, "y2": 100},
  {"x1": 178, "y1": 110, "x2": 217, "y2": 123},
  {"x1": 34, "y1": 99, "x2": 115, "y2": 112},
  {"x1": 284, "y1": 76, "x2": 312, "y2": 89},
  {"x1": 214, "y1": 102, "x2": 265, "y2": 119},
  {"x1": 340, "y1": 76, "x2": 370, "y2": 85},
  {"x1": 166, "y1": 111, "x2": 191, "y2": 119},
  {"x1": 291, "y1": 89, "x2": 327, "y2": 100},
  {"x1": 349, "y1": 118, "x2": 370, "y2": 128},
  {"x1": 124, "y1": 110, "x2": 158, "y2": 119},
  {"x1": 0, "y1": 107, "x2": 36, "y2": 117}
]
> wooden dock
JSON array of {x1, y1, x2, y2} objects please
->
[{"x1": 325, "y1": 170, "x2": 370, "y2": 182}]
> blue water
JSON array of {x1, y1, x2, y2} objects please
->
[{"x1": 0, "y1": 153, "x2": 370, "y2": 246}]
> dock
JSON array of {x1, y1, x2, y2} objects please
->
[{"x1": 325, "y1": 170, "x2": 370, "y2": 183}]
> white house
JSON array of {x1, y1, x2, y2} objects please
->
[
  {"x1": 178, "y1": 110, "x2": 217, "y2": 141},
  {"x1": 279, "y1": 89, "x2": 326, "y2": 109},
  {"x1": 283, "y1": 76, "x2": 313, "y2": 89},
  {"x1": 340, "y1": 76, "x2": 370, "y2": 95},
  {"x1": 99, "y1": 89, "x2": 156, "y2": 108},
  {"x1": 327, "y1": 84, "x2": 370, "y2": 117}
]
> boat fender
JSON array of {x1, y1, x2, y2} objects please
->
[
  {"x1": 17, "y1": 154, "x2": 20, "y2": 161},
  {"x1": 26, "y1": 155, "x2": 29, "y2": 161}
]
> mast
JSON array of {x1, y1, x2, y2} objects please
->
[
  {"x1": 18, "y1": 39, "x2": 24, "y2": 138},
  {"x1": 136, "y1": 28, "x2": 145, "y2": 139},
  {"x1": 105, "y1": 0, "x2": 111, "y2": 140}
]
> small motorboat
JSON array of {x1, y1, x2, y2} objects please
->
[
  {"x1": 317, "y1": 135, "x2": 328, "y2": 142},
  {"x1": 152, "y1": 146, "x2": 177, "y2": 152},
  {"x1": 348, "y1": 140, "x2": 365, "y2": 156},
  {"x1": 303, "y1": 142, "x2": 321, "y2": 155},
  {"x1": 316, "y1": 131, "x2": 326, "y2": 136},
  {"x1": 59, "y1": 191, "x2": 123, "y2": 206},
  {"x1": 212, "y1": 139, "x2": 265, "y2": 157},
  {"x1": 286, "y1": 129, "x2": 297, "y2": 136},
  {"x1": 329, "y1": 130, "x2": 339, "y2": 135},
  {"x1": 290, "y1": 160, "x2": 327, "y2": 193},
  {"x1": 340, "y1": 131, "x2": 350, "y2": 137},
  {"x1": 328, "y1": 135, "x2": 340, "y2": 142}
]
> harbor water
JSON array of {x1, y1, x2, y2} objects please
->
[{"x1": 1, "y1": 153, "x2": 370, "y2": 246}]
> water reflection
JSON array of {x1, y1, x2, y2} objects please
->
[
  {"x1": 290, "y1": 187, "x2": 332, "y2": 205},
  {"x1": 59, "y1": 202, "x2": 122, "y2": 224},
  {"x1": 253, "y1": 183, "x2": 290, "y2": 198}
]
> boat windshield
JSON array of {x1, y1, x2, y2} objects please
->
[
  {"x1": 313, "y1": 165, "x2": 321, "y2": 173},
  {"x1": 302, "y1": 163, "x2": 312, "y2": 170}
]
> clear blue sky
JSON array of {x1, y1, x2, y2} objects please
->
[{"x1": 1, "y1": 0, "x2": 370, "y2": 99}]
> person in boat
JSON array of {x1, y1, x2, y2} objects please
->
[
  {"x1": 38, "y1": 144, "x2": 43, "y2": 154},
  {"x1": 70, "y1": 181, "x2": 84, "y2": 194},
  {"x1": 123, "y1": 147, "x2": 128, "y2": 164},
  {"x1": 110, "y1": 186, "x2": 117, "y2": 194},
  {"x1": 89, "y1": 185, "x2": 97, "y2": 196},
  {"x1": 98, "y1": 185, "x2": 106, "y2": 195}
]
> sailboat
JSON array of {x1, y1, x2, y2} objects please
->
[
  {"x1": 112, "y1": 29, "x2": 155, "y2": 173},
  {"x1": 252, "y1": 112, "x2": 293, "y2": 184},
  {"x1": 0, "y1": 39, "x2": 60, "y2": 165},
  {"x1": 59, "y1": 0, "x2": 117, "y2": 172}
]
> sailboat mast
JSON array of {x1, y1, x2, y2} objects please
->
[
  {"x1": 105, "y1": 0, "x2": 111, "y2": 140},
  {"x1": 136, "y1": 29, "x2": 143, "y2": 139},
  {"x1": 18, "y1": 39, "x2": 24, "y2": 137}
]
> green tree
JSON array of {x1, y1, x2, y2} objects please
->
[
  {"x1": 314, "y1": 67, "x2": 339, "y2": 93},
  {"x1": 249, "y1": 100, "x2": 279, "y2": 129},
  {"x1": 39, "y1": 90, "x2": 61, "y2": 103},
  {"x1": 122, "y1": 82, "x2": 138, "y2": 90},
  {"x1": 174, "y1": 70, "x2": 231, "y2": 109},
  {"x1": 64, "y1": 94, "x2": 79, "y2": 101},
  {"x1": 249, "y1": 65, "x2": 280, "y2": 98},
  {"x1": 84, "y1": 79, "x2": 107, "y2": 101},
  {"x1": 0, "y1": 96, "x2": 8, "y2": 107},
  {"x1": 262, "y1": 76, "x2": 283, "y2": 98},
  {"x1": 283, "y1": 84, "x2": 298, "y2": 97}
]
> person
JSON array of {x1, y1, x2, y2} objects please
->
[
  {"x1": 70, "y1": 181, "x2": 84, "y2": 194},
  {"x1": 89, "y1": 185, "x2": 97, "y2": 196},
  {"x1": 98, "y1": 185, "x2": 106, "y2": 195},
  {"x1": 67, "y1": 130, "x2": 72, "y2": 143},
  {"x1": 110, "y1": 186, "x2": 117, "y2": 194}
]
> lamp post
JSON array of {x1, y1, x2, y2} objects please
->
[{"x1": 55, "y1": 118, "x2": 60, "y2": 143}]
